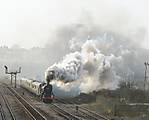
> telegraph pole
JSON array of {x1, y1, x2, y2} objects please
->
[
  {"x1": 144, "y1": 62, "x2": 149, "y2": 91},
  {"x1": 4, "y1": 66, "x2": 21, "y2": 88}
]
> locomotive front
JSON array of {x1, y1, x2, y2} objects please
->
[{"x1": 42, "y1": 70, "x2": 55, "y2": 103}]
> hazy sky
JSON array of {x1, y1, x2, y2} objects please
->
[{"x1": 0, "y1": 0, "x2": 149, "y2": 48}]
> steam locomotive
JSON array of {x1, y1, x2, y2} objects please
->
[{"x1": 20, "y1": 78, "x2": 54, "y2": 103}]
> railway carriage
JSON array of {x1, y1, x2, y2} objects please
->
[
  {"x1": 20, "y1": 78, "x2": 43, "y2": 96},
  {"x1": 20, "y1": 78, "x2": 54, "y2": 103}
]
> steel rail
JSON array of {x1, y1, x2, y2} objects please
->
[
  {"x1": 51, "y1": 103, "x2": 82, "y2": 120},
  {"x1": 0, "y1": 103, "x2": 6, "y2": 120},
  {"x1": 7, "y1": 86, "x2": 47, "y2": 120},
  {"x1": 1, "y1": 93, "x2": 16, "y2": 120},
  {"x1": 55, "y1": 98, "x2": 110, "y2": 120}
]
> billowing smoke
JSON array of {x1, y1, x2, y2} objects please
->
[
  {"x1": 46, "y1": 31, "x2": 149, "y2": 97},
  {"x1": 0, "y1": 0, "x2": 149, "y2": 98},
  {"x1": 45, "y1": 52, "x2": 82, "y2": 82}
]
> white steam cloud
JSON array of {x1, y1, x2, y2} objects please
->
[{"x1": 45, "y1": 34, "x2": 131, "y2": 97}]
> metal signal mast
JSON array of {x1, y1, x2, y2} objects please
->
[
  {"x1": 4, "y1": 66, "x2": 21, "y2": 88},
  {"x1": 144, "y1": 62, "x2": 149, "y2": 91}
]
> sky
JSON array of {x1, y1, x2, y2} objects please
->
[{"x1": 0, "y1": 0, "x2": 149, "y2": 49}]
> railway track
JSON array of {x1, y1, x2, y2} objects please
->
[
  {"x1": 0, "y1": 84, "x2": 16, "y2": 120},
  {"x1": 18, "y1": 85, "x2": 110, "y2": 120},
  {"x1": 15, "y1": 86, "x2": 85, "y2": 120},
  {"x1": 6, "y1": 83, "x2": 110, "y2": 120},
  {"x1": 55, "y1": 98, "x2": 110, "y2": 120},
  {"x1": 18, "y1": 86, "x2": 108, "y2": 120},
  {"x1": 15, "y1": 86, "x2": 82, "y2": 120},
  {"x1": 7, "y1": 86, "x2": 47, "y2": 120},
  {"x1": 0, "y1": 103, "x2": 6, "y2": 120},
  {"x1": 78, "y1": 107, "x2": 110, "y2": 120},
  {"x1": 50, "y1": 103, "x2": 81, "y2": 120},
  {"x1": 0, "y1": 83, "x2": 47, "y2": 120},
  {"x1": 0, "y1": 93, "x2": 16, "y2": 120}
]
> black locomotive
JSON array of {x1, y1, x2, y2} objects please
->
[
  {"x1": 42, "y1": 83, "x2": 54, "y2": 103},
  {"x1": 42, "y1": 70, "x2": 55, "y2": 103}
]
